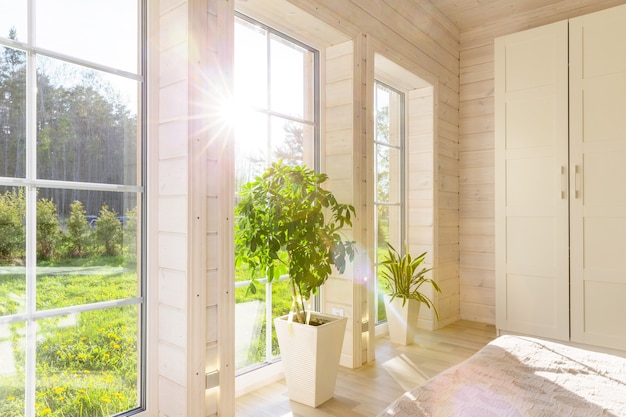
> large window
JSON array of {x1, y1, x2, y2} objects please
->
[
  {"x1": 0, "y1": 2, "x2": 145, "y2": 416},
  {"x1": 233, "y1": 13, "x2": 318, "y2": 374},
  {"x1": 374, "y1": 81, "x2": 405, "y2": 324}
]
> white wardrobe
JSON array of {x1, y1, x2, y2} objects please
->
[{"x1": 495, "y1": 4, "x2": 626, "y2": 352}]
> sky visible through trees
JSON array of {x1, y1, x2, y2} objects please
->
[{"x1": 0, "y1": 28, "x2": 137, "y2": 217}]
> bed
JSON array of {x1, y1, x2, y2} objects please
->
[{"x1": 379, "y1": 335, "x2": 626, "y2": 417}]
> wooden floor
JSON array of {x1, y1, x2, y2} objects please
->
[{"x1": 235, "y1": 320, "x2": 496, "y2": 417}]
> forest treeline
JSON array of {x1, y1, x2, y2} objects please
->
[{"x1": 0, "y1": 28, "x2": 138, "y2": 217}]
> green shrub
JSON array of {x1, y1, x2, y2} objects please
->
[
  {"x1": 0, "y1": 188, "x2": 25, "y2": 264},
  {"x1": 64, "y1": 200, "x2": 91, "y2": 258},
  {"x1": 122, "y1": 206, "x2": 137, "y2": 264},
  {"x1": 94, "y1": 205, "x2": 122, "y2": 256},
  {"x1": 37, "y1": 198, "x2": 60, "y2": 261}
]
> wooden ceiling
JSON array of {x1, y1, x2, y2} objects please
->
[{"x1": 431, "y1": 0, "x2": 626, "y2": 32}]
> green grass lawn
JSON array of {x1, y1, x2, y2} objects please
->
[{"x1": 0, "y1": 258, "x2": 139, "y2": 417}]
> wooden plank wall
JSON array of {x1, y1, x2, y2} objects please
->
[
  {"x1": 323, "y1": 39, "x2": 360, "y2": 368},
  {"x1": 458, "y1": 0, "x2": 626, "y2": 324},
  {"x1": 157, "y1": 0, "x2": 235, "y2": 416},
  {"x1": 157, "y1": 1, "x2": 194, "y2": 415}
]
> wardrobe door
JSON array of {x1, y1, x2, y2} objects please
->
[
  {"x1": 495, "y1": 21, "x2": 569, "y2": 340},
  {"x1": 570, "y1": 5, "x2": 626, "y2": 351}
]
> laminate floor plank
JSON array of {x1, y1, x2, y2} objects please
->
[{"x1": 235, "y1": 320, "x2": 497, "y2": 416}]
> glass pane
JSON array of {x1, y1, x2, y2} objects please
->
[
  {"x1": 0, "y1": 321, "x2": 25, "y2": 416},
  {"x1": 36, "y1": 305, "x2": 140, "y2": 416},
  {"x1": 271, "y1": 279, "x2": 291, "y2": 356},
  {"x1": 0, "y1": 186, "x2": 25, "y2": 317},
  {"x1": 376, "y1": 265, "x2": 386, "y2": 322},
  {"x1": 387, "y1": 88, "x2": 403, "y2": 147},
  {"x1": 376, "y1": 145, "x2": 389, "y2": 202},
  {"x1": 36, "y1": 0, "x2": 138, "y2": 73},
  {"x1": 0, "y1": 1, "x2": 27, "y2": 43},
  {"x1": 0, "y1": 46, "x2": 27, "y2": 178},
  {"x1": 36, "y1": 190, "x2": 139, "y2": 311},
  {"x1": 235, "y1": 111, "x2": 268, "y2": 193},
  {"x1": 376, "y1": 204, "x2": 389, "y2": 256},
  {"x1": 36, "y1": 56, "x2": 139, "y2": 185},
  {"x1": 271, "y1": 117, "x2": 312, "y2": 167},
  {"x1": 270, "y1": 35, "x2": 314, "y2": 120},
  {"x1": 234, "y1": 19, "x2": 267, "y2": 110},
  {"x1": 234, "y1": 295, "x2": 265, "y2": 371},
  {"x1": 375, "y1": 85, "x2": 390, "y2": 144},
  {"x1": 386, "y1": 205, "x2": 402, "y2": 250},
  {"x1": 375, "y1": 83, "x2": 403, "y2": 147},
  {"x1": 377, "y1": 205, "x2": 401, "y2": 253},
  {"x1": 376, "y1": 144, "x2": 401, "y2": 203}
]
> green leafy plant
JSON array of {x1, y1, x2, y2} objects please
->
[
  {"x1": 380, "y1": 242, "x2": 441, "y2": 318},
  {"x1": 65, "y1": 200, "x2": 91, "y2": 258},
  {"x1": 235, "y1": 161, "x2": 356, "y2": 324},
  {"x1": 37, "y1": 198, "x2": 60, "y2": 261},
  {"x1": 94, "y1": 205, "x2": 122, "y2": 256}
]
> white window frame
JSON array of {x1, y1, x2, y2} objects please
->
[
  {"x1": 233, "y1": 11, "x2": 320, "y2": 393},
  {"x1": 373, "y1": 80, "x2": 406, "y2": 326},
  {"x1": 0, "y1": 1, "x2": 147, "y2": 415}
]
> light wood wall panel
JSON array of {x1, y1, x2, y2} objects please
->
[
  {"x1": 157, "y1": 0, "x2": 235, "y2": 416},
  {"x1": 457, "y1": 0, "x2": 626, "y2": 325},
  {"x1": 323, "y1": 39, "x2": 362, "y2": 369},
  {"x1": 157, "y1": 1, "x2": 191, "y2": 415}
]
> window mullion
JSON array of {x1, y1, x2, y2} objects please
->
[{"x1": 24, "y1": 46, "x2": 37, "y2": 417}]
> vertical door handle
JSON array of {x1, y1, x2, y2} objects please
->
[
  {"x1": 560, "y1": 166, "x2": 567, "y2": 199},
  {"x1": 574, "y1": 165, "x2": 582, "y2": 199}
]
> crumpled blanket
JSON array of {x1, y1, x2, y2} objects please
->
[{"x1": 379, "y1": 335, "x2": 626, "y2": 417}]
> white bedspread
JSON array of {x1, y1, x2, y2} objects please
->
[{"x1": 379, "y1": 335, "x2": 626, "y2": 417}]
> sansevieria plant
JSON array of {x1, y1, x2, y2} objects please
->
[{"x1": 380, "y1": 242, "x2": 441, "y2": 319}]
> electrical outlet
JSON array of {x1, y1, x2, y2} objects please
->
[{"x1": 331, "y1": 307, "x2": 344, "y2": 317}]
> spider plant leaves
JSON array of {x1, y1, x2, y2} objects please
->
[{"x1": 380, "y1": 242, "x2": 441, "y2": 319}]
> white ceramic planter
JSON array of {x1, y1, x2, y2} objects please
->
[
  {"x1": 274, "y1": 311, "x2": 347, "y2": 407},
  {"x1": 384, "y1": 295, "x2": 421, "y2": 345}
]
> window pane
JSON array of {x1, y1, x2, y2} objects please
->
[
  {"x1": 375, "y1": 203, "x2": 401, "y2": 324},
  {"x1": 0, "y1": 46, "x2": 27, "y2": 178},
  {"x1": 376, "y1": 205, "x2": 389, "y2": 253},
  {"x1": 375, "y1": 84, "x2": 402, "y2": 147},
  {"x1": 0, "y1": 186, "x2": 25, "y2": 317},
  {"x1": 234, "y1": 296, "x2": 265, "y2": 370},
  {"x1": 271, "y1": 117, "x2": 312, "y2": 167},
  {"x1": 270, "y1": 35, "x2": 314, "y2": 120},
  {"x1": 386, "y1": 205, "x2": 402, "y2": 250},
  {"x1": 234, "y1": 15, "x2": 319, "y2": 375},
  {"x1": 36, "y1": 305, "x2": 140, "y2": 416},
  {"x1": 235, "y1": 111, "x2": 268, "y2": 192},
  {"x1": 0, "y1": 322, "x2": 25, "y2": 415},
  {"x1": 375, "y1": 85, "x2": 390, "y2": 144},
  {"x1": 0, "y1": 2, "x2": 27, "y2": 43},
  {"x1": 376, "y1": 266, "x2": 386, "y2": 322},
  {"x1": 376, "y1": 145, "x2": 401, "y2": 203},
  {"x1": 234, "y1": 20, "x2": 267, "y2": 110},
  {"x1": 36, "y1": 0, "x2": 138, "y2": 73},
  {"x1": 36, "y1": 56, "x2": 139, "y2": 185},
  {"x1": 36, "y1": 190, "x2": 139, "y2": 310}
]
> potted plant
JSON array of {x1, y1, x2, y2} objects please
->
[
  {"x1": 380, "y1": 242, "x2": 441, "y2": 345},
  {"x1": 235, "y1": 160, "x2": 356, "y2": 407}
]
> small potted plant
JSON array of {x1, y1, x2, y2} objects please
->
[
  {"x1": 235, "y1": 160, "x2": 356, "y2": 407},
  {"x1": 380, "y1": 242, "x2": 441, "y2": 345}
]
